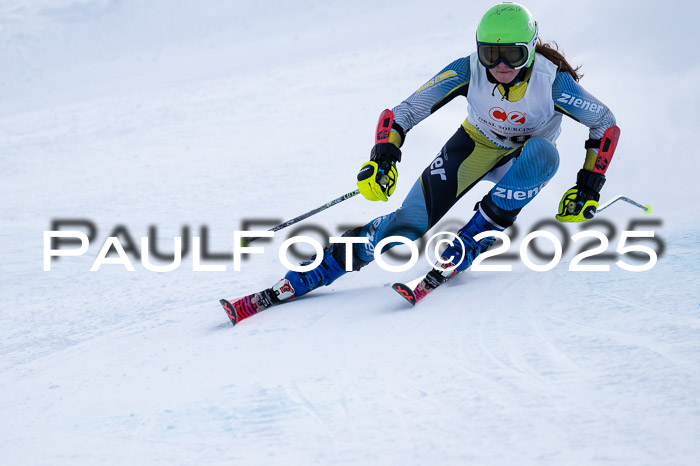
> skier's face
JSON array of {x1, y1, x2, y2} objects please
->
[{"x1": 488, "y1": 62, "x2": 520, "y2": 84}]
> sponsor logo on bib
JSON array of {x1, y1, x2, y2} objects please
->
[{"x1": 489, "y1": 107, "x2": 526, "y2": 125}]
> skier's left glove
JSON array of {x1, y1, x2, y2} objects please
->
[
  {"x1": 357, "y1": 142, "x2": 400, "y2": 202},
  {"x1": 556, "y1": 169, "x2": 606, "y2": 223}
]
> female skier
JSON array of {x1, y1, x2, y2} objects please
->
[{"x1": 221, "y1": 2, "x2": 619, "y2": 323}]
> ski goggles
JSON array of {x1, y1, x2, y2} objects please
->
[{"x1": 477, "y1": 43, "x2": 532, "y2": 70}]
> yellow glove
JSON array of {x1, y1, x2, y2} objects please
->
[
  {"x1": 555, "y1": 169, "x2": 605, "y2": 223},
  {"x1": 555, "y1": 188, "x2": 599, "y2": 222},
  {"x1": 356, "y1": 143, "x2": 400, "y2": 202},
  {"x1": 357, "y1": 161, "x2": 397, "y2": 201}
]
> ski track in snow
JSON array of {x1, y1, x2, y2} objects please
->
[{"x1": 2, "y1": 0, "x2": 700, "y2": 464}]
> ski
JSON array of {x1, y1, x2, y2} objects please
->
[
  {"x1": 392, "y1": 263, "x2": 459, "y2": 306},
  {"x1": 220, "y1": 279, "x2": 295, "y2": 326},
  {"x1": 222, "y1": 108, "x2": 398, "y2": 325}
]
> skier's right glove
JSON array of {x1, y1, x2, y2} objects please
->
[{"x1": 356, "y1": 142, "x2": 401, "y2": 202}]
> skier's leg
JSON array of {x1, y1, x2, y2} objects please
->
[
  {"x1": 222, "y1": 177, "x2": 440, "y2": 324},
  {"x1": 441, "y1": 137, "x2": 560, "y2": 272},
  {"x1": 281, "y1": 177, "x2": 429, "y2": 297},
  {"x1": 283, "y1": 126, "x2": 512, "y2": 299},
  {"x1": 353, "y1": 125, "x2": 504, "y2": 263},
  {"x1": 353, "y1": 178, "x2": 429, "y2": 262},
  {"x1": 222, "y1": 138, "x2": 557, "y2": 324}
]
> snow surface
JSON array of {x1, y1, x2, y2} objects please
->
[{"x1": 2, "y1": 0, "x2": 699, "y2": 464}]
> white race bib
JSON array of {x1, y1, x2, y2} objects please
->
[{"x1": 467, "y1": 52, "x2": 561, "y2": 149}]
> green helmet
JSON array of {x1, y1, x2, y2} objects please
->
[{"x1": 476, "y1": 2, "x2": 538, "y2": 69}]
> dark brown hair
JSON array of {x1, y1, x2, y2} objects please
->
[{"x1": 535, "y1": 39, "x2": 583, "y2": 82}]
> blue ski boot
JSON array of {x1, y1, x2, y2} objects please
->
[
  {"x1": 221, "y1": 242, "x2": 354, "y2": 326},
  {"x1": 433, "y1": 208, "x2": 504, "y2": 280},
  {"x1": 220, "y1": 228, "x2": 370, "y2": 325},
  {"x1": 284, "y1": 227, "x2": 369, "y2": 298},
  {"x1": 284, "y1": 247, "x2": 348, "y2": 297},
  {"x1": 391, "y1": 208, "x2": 506, "y2": 307}
]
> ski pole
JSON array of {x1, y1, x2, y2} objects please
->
[
  {"x1": 241, "y1": 189, "x2": 361, "y2": 246},
  {"x1": 241, "y1": 109, "x2": 397, "y2": 247},
  {"x1": 597, "y1": 195, "x2": 652, "y2": 214}
]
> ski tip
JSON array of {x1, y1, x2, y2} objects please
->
[
  {"x1": 219, "y1": 299, "x2": 238, "y2": 326},
  {"x1": 392, "y1": 283, "x2": 416, "y2": 306}
]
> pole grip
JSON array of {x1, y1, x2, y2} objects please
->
[{"x1": 245, "y1": 110, "x2": 397, "y2": 246}]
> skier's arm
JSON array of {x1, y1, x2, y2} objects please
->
[
  {"x1": 357, "y1": 58, "x2": 471, "y2": 202},
  {"x1": 552, "y1": 72, "x2": 617, "y2": 171},
  {"x1": 389, "y1": 57, "x2": 471, "y2": 147},
  {"x1": 552, "y1": 72, "x2": 620, "y2": 223}
]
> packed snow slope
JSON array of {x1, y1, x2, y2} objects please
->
[{"x1": 1, "y1": 1, "x2": 699, "y2": 464}]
